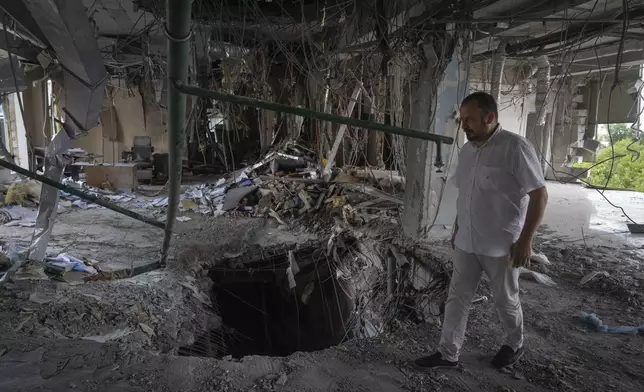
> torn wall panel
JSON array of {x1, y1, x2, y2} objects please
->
[
  {"x1": 111, "y1": 87, "x2": 168, "y2": 155},
  {"x1": 22, "y1": 80, "x2": 48, "y2": 149}
]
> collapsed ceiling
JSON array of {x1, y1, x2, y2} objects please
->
[{"x1": 1, "y1": 0, "x2": 642, "y2": 83}]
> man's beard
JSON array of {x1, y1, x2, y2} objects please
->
[{"x1": 464, "y1": 130, "x2": 477, "y2": 141}]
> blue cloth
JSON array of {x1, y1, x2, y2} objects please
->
[{"x1": 579, "y1": 311, "x2": 644, "y2": 334}]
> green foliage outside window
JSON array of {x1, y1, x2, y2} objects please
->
[{"x1": 584, "y1": 138, "x2": 644, "y2": 192}]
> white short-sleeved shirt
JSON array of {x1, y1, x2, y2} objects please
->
[{"x1": 453, "y1": 126, "x2": 546, "y2": 257}]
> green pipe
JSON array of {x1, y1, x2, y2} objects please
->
[
  {"x1": 172, "y1": 81, "x2": 454, "y2": 145},
  {"x1": 0, "y1": 158, "x2": 165, "y2": 229},
  {"x1": 162, "y1": 0, "x2": 193, "y2": 265}
]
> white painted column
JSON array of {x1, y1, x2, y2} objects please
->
[
  {"x1": 427, "y1": 44, "x2": 471, "y2": 240},
  {"x1": 12, "y1": 93, "x2": 30, "y2": 170},
  {"x1": 2, "y1": 93, "x2": 30, "y2": 170}
]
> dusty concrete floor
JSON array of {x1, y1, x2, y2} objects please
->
[
  {"x1": 1, "y1": 240, "x2": 643, "y2": 392},
  {"x1": 0, "y1": 206, "x2": 163, "y2": 272},
  {"x1": 539, "y1": 182, "x2": 644, "y2": 249},
  {"x1": 0, "y1": 204, "x2": 317, "y2": 273},
  {"x1": 1, "y1": 185, "x2": 643, "y2": 391}
]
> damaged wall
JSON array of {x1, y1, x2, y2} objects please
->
[
  {"x1": 71, "y1": 81, "x2": 168, "y2": 162},
  {"x1": 2, "y1": 93, "x2": 30, "y2": 169},
  {"x1": 22, "y1": 80, "x2": 50, "y2": 149}
]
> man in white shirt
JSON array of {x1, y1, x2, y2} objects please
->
[{"x1": 413, "y1": 91, "x2": 548, "y2": 370}]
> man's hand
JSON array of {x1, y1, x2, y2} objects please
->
[
  {"x1": 511, "y1": 187, "x2": 547, "y2": 268},
  {"x1": 511, "y1": 238, "x2": 532, "y2": 268}
]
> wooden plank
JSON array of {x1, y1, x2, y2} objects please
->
[{"x1": 323, "y1": 84, "x2": 362, "y2": 177}]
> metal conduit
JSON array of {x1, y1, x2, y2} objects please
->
[{"x1": 161, "y1": 0, "x2": 193, "y2": 266}]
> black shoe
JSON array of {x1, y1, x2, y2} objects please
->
[
  {"x1": 492, "y1": 345, "x2": 524, "y2": 369},
  {"x1": 412, "y1": 352, "x2": 458, "y2": 370}
]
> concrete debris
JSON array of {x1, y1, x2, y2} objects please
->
[
  {"x1": 530, "y1": 252, "x2": 551, "y2": 265},
  {"x1": 1, "y1": 205, "x2": 37, "y2": 227},
  {"x1": 580, "y1": 270, "x2": 610, "y2": 285},
  {"x1": 82, "y1": 328, "x2": 134, "y2": 343},
  {"x1": 3, "y1": 142, "x2": 403, "y2": 235},
  {"x1": 254, "y1": 373, "x2": 289, "y2": 390},
  {"x1": 519, "y1": 267, "x2": 557, "y2": 287},
  {"x1": 169, "y1": 142, "x2": 404, "y2": 229},
  {"x1": 29, "y1": 292, "x2": 55, "y2": 304},
  {"x1": 286, "y1": 250, "x2": 300, "y2": 289},
  {"x1": 472, "y1": 295, "x2": 488, "y2": 304},
  {"x1": 139, "y1": 322, "x2": 155, "y2": 336},
  {"x1": 276, "y1": 373, "x2": 288, "y2": 385}
]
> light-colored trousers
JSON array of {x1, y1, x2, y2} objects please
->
[{"x1": 439, "y1": 248, "x2": 523, "y2": 362}]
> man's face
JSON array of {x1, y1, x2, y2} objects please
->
[{"x1": 459, "y1": 103, "x2": 495, "y2": 142}]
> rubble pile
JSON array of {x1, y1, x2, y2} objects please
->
[
  {"x1": 538, "y1": 244, "x2": 644, "y2": 308},
  {"x1": 1, "y1": 142, "x2": 405, "y2": 230},
  {"x1": 179, "y1": 142, "x2": 405, "y2": 229},
  {"x1": 0, "y1": 269, "x2": 215, "y2": 354}
]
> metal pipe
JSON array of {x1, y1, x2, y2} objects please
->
[
  {"x1": 172, "y1": 81, "x2": 455, "y2": 145},
  {"x1": 162, "y1": 0, "x2": 193, "y2": 266},
  {"x1": 0, "y1": 157, "x2": 165, "y2": 229}
]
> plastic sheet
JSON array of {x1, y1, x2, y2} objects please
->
[{"x1": 579, "y1": 311, "x2": 644, "y2": 334}]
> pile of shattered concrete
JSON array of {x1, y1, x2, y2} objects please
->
[{"x1": 179, "y1": 141, "x2": 405, "y2": 231}]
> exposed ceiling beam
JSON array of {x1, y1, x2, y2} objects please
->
[
  {"x1": 605, "y1": 31, "x2": 644, "y2": 40},
  {"x1": 508, "y1": 6, "x2": 644, "y2": 53},
  {"x1": 551, "y1": 40, "x2": 644, "y2": 63},
  {"x1": 471, "y1": 0, "x2": 606, "y2": 42},
  {"x1": 0, "y1": 31, "x2": 41, "y2": 61},
  {"x1": 552, "y1": 50, "x2": 644, "y2": 77},
  {"x1": 0, "y1": 3, "x2": 48, "y2": 46},
  {"x1": 138, "y1": 0, "x2": 343, "y2": 24},
  {"x1": 472, "y1": 5, "x2": 644, "y2": 62}
]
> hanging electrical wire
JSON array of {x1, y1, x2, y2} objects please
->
[{"x1": 514, "y1": 0, "x2": 644, "y2": 226}]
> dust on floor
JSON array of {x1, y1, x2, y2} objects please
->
[{"x1": 1, "y1": 236, "x2": 643, "y2": 392}]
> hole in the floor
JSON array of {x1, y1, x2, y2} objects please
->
[{"x1": 180, "y1": 249, "x2": 355, "y2": 358}]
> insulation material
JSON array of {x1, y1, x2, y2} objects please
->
[
  {"x1": 535, "y1": 56, "x2": 551, "y2": 126},
  {"x1": 490, "y1": 41, "x2": 506, "y2": 103}
]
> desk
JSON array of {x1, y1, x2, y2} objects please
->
[{"x1": 73, "y1": 162, "x2": 138, "y2": 191}]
